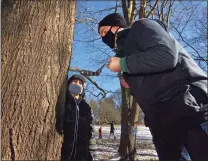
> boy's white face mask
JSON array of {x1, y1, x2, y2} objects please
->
[{"x1": 68, "y1": 83, "x2": 83, "y2": 95}]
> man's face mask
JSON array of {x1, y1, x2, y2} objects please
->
[
  {"x1": 102, "y1": 27, "x2": 115, "y2": 49},
  {"x1": 68, "y1": 83, "x2": 83, "y2": 95}
]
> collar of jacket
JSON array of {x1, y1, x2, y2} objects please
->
[
  {"x1": 115, "y1": 28, "x2": 130, "y2": 56},
  {"x1": 66, "y1": 92, "x2": 83, "y2": 105}
]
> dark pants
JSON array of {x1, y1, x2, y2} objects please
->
[
  {"x1": 181, "y1": 121, "x2": 208, "y2": 161},
  {"x1": 61, "y1": 134, "x2": 93, "y2": 161},
  {"x1": 150, "y1": 85, "x2": 208, "y2": 161},
  {"x1": 150, "y1": 123, "x2": 208, "y2": 161}
]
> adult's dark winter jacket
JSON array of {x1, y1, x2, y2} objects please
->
[{"x1": 116, "y1": 18, "x2": 208, "y2": 127}]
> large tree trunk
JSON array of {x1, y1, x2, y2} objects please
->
[{"x1": 1, "y1": 0, "x2": 76, "y2": 160}]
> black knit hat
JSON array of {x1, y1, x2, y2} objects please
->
[
  {"x1": 98, "y1": 13, "x2": 127, "y2": 33},
  {"x1": 68, "y1": 74, "x2": 85, "y2": 85}
]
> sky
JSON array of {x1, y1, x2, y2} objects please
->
[
  {"x1": 69, "y1": 1, "x2": 121, "y2": 97},
  {"x1": 69, "y1": 0, "x2": 207, "y2": 99}
]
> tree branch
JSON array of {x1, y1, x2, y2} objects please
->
[
  {"x1": 128, "y1": 0, "x2": 136, "y2": 25},
  {"x1": 173, "y1": 26, "x2": 206, "y2": 62},
  {"x1": 146, "y1": 0, "x2": 160, "y2": 18},
  {"x1": 84, "y1": 76, "x2": 107, "y2": 99},
  {"x1": 115, "y1": 0, "x2": 119, "y2": 13},
  {"x1": 122, "y1": 0, "x2": 130, "y2": 25},
  {"x1": 166, "y1": 0, "x2": 174, "y2": 27},
  {"x1": 139, "y1": 0, "x2": 146, "y2": 18}
]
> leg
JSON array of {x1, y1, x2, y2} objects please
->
[
  {"x1": 183, "y1": 123, "x2": 208, "y2": 161},
  {"x1": 113, "y1": 132, "x2": 116, "y2": 140},
  {"x1": 109, "y1": 133, "x2": 112, "y2": 139},
  {"x1": 114, "y1": 136, "x2": 116, "y2": 140},
  {"x1": 108, "y1": 133, "x2": 111, "y2": 139},
  {"x1": 150, "y1": 125, "x2": 183, "y2": 161},
  {"x1": 180, "y1": 85, "x2": 208, "y2": 161},
  {"x1": 61, "y1": 134, "x2": 75, "y2": 161},
  {"x1": 180, "y1": 121, "x2": 208, "y2": 161}
]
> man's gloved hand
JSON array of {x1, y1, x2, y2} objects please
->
[{"x1": 57, "y1": 128, "x2": 63, "y2": 135}]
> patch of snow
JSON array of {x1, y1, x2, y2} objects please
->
[{"x1": 93, "y1": 125, "x2": 158, "y2": 160}]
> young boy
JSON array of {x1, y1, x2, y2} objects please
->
[{"x1": 56, "y1": 74, "x2": 95, "y2": 161}]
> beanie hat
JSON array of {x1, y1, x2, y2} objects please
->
[
  {"x1": 98, "y1": 13, "x2": 127, "y2": 33},
  {"x1": 68, "y1": 74, "x2": 86, "y2": 86}
]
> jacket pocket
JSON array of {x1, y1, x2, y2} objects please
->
[{"x1": 152, "y1": 84, "x2": 180, "y2": 103}]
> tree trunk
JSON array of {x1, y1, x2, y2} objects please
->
[
  {"x1": 119, "y1": 1, "x2": 146, "y2": 160},
  {"x1": 119, "y1": 86, "x2": 130, "y2": 159},
  {"x1": 119, "y1": 86, "x2": 139, "y2": 161},
  {"x1": 139, "y1": 0, "x2": 147, "y2": 18},
  {"x1": 128, "y1": 97, "x2": 139, "y2": 160},
  {"x1": 1, "y1": 0, "x2": 76, "y2": 160}
]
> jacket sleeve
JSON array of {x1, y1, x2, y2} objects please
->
[{"x1": 120, "y1": 19, "x2": 178, "y2": 74}]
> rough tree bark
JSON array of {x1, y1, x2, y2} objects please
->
[
  {"x1": 1, "y1": 0, "x2": 76, "y2": 160},
  {"x1": 119, "y1": 86, "x2": 139, "y2": 161}
]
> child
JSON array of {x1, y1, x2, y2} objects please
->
[{"x1": 56, "y1": 74, "x2": 94, "y2": 161}]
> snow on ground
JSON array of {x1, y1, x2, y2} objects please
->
[{"x1": 93, "y1": 125, "x2": 158, "y2": 160}]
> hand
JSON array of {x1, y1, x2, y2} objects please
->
[
  {"x1": 119, "y1": 77, "x2": 129, "y2": 89},
  {"x1": 55, "y1": 121, "x2": 63, "y2": 135},
  {"x1": 106, "y1": 57, "x2": 121, "y2": 72}
]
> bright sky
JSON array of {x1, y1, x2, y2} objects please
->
[
  {"x1": 69, "y1": 1, "x2": 207, "y2": 99},
  {"x1": 69, "y1": 1, "x2": 121, "y2": 97}
]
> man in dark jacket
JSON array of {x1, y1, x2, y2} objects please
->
[
  {"x1": 56, "y1": 74, "x2": 95, "y2": 161},
  {"x1": 98, "y1": 13, "x2": 208, "y2": 161}
]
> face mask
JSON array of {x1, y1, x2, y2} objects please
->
[
  {"x1": 102, "y1": 27, "x2": 115, "y2": 49},
  {"x1": 68, "y1": 83, "x2": 83, "y2": 95}
]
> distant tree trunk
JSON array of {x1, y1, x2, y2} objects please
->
[
  {"x1": 119, "y1": 86, "x2": 130, "y2": 158},
  {"x1": 119, "y1": 86, "x2": 139, "y2": 161},
  {"x1": 1, "y1": 0, "x2": 76, "y2": 160}
]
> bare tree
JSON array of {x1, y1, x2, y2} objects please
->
[
  {"x1": 99, "y1": 98, "x2": 121, "y2": 124},
  {"x1": 1, "y1": 0, "x2": 76, "y2": 160},
  {"x1": 169, "y1": 1, "x2": 207, "y2": 70}
]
